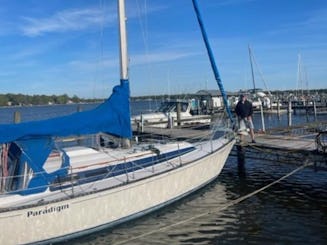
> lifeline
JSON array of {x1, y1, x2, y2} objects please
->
[{"x1": 27, "y1": 204, "x2": 69, "y2": 217}]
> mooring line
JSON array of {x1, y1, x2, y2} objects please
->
[{"x1": 113, "y1": 162, "x2": 311, "y2": 245}]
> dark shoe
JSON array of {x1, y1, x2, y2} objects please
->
[{"x1": 252, "y1": 140, "x2": 256, "y2": 143}]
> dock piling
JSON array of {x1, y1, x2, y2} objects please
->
[
  {"x1": 260, "y1": 100, "x2": 265, "y2": 132},
  {"x1": 288, "y1": 101, "x2": 292, "y2": 127},
  {"x1": 14, "y1": 111, "x2": 21, "y2": 123},
  {"x1": 177, "y1": 102, "x2": 181, "y2": 126}
]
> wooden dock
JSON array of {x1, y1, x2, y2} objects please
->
[
  {"x1": 133, "y1": 123, "x2": 326, "y2": 168},
  {"x1": 240, "y1": 134, "x2": 317, "y2": 151},
  {"x1": 233, "y1": 132, "x2": 326, "y2": 168}
]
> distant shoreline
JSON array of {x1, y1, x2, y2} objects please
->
[{"x1": 1, "y1": 88, "x2": 326, "y2": 107}]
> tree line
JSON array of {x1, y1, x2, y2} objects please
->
[
  {"x1": 0, "y1": 93, "x2": 101, "y2": 106},
  {"x1": 1, "y1": 88, "x2": 326, "y2": 107}
]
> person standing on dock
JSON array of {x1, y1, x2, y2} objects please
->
[{"x1": 235, "y1": 94, "x2": 256, "y2": 143}]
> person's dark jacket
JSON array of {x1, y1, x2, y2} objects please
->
[{"x1": 235, "y1": 100, "x2": 253, "y2": 119}]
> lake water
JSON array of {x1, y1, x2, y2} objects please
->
[{"x1": 0, "y1": 102, "x2": 326, "y2": 244}]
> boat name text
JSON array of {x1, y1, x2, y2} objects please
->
[{"x1": 27, "y1": 204, "x2": 69, "y2": 218}]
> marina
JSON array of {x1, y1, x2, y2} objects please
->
[
  {"x1": 0, "y1": 99, "x2": 326, "y2": 244},
  {"x1": 0, "y1": 0, "x2": 326, "y2": 243},
  {"x1": 0, "y1": 1, "x2": 236, "y2": 244},
  {"x1": 64, "y1": 112, "x2": 327, "y2": 245}
]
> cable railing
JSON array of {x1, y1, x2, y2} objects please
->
[
  {"x1": 0, "y1": 139, "x2": 199, "y2": 197},
  {"x1": 0, "y1": 114, "x2": 234, "y2": 207}
]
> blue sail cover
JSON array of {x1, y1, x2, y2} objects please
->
[
  {"x1": 14, "y1": 138, "x2": 70, "y2": 194},
  {"x1": 0, "y1": 80, "x2": 132, "y2": 144}
]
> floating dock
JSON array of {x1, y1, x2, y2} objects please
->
[
  {"x1": 133, "y1": 122, "x2": 327, "y2": 168},
  {"x1": 239, "y1": 134, "x2": 317, "y2": 151},
  {"x1": 233, "y1": 130, "x2": 326, "y2": 169}
]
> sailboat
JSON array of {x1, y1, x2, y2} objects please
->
[
  {"x1": 131, "y1": 99, "x2": 212, "y2": 129},
  {"x1": 0, "y1": 0, "x2": 235, "y2": 244},
  {"x1": 247, "y1": 45, "x2": 285, "y2": 113}
]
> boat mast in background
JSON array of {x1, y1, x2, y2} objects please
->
[
  {"x1": 297, "y1": 53, "x2": 310, "y2": 98},
  {"x1": 297, "y1": 53, "x2": 302, "y2": 97},
  {"x1": 248, "y1": 45, "x2": 256, "y2": 92},
  {"x1": 247, "y1": 45, "x2": 272, "y2": 97}
]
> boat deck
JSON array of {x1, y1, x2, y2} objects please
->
[
  {"x1": 0, "y1": 138, "x2": 230, "y2": 210},
  {"x1": 133, "y1": 125, "x2": 212, "y2": 141}
]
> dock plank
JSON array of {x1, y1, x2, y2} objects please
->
[
  {"x1": 134, "y1": 125, "x2": 322, "y2": 154},
  {"x1": 244, "y1": 134, "x2": 317, "y2": 152}
]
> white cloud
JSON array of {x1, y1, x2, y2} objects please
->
[
  {"x1": 267, "y1": 7, "x2": 327, "y2": 37},
  {"x1": 21, "y1": 7, "x2": 116, "y2": 36},
  {"x1": 303, "y1": 8, "x2": 327, "y2": 30},
  {"x1": 19, "y1": 1, "x2": 166, "y2": 37},
  {"x1": 132, "y1": 50, "x2": 200, "y2": 65}
]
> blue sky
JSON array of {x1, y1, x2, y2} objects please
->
[{"x1": 0, "y1": 0, "x2": 326, "y2": 98}]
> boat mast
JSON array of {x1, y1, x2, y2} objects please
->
[
  {"x1": 297, "y1": 53, "x2": 303, "y2": 97},
  {"x1": 248, "y1": 45, "x2": 256, "y2": 93},
  {"x1": 192, "y1": 0, "x2": 234, "y2": 125},
  {"x1": 118, "y1": 0, "x2": 128, "y2": 83},
  {"x1": 118, "y1": 0, "x2": 131, "y2": 147}
]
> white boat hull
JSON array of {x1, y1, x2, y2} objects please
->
[{"x1": 0, "y1": 139, "x2": 234, "y2": 244}]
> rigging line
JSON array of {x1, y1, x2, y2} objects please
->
[
  {"x1": 248, "y1": 45, "x2": 256, "y2": 92},
  {"x1": 91, "y1": 0, "x2": 106, "y2": 99},
  {"x1": 135, "y1": 0, "x2": 159, "y2": 97},
  {"x1": 112, "y1": 162, "x2": 311, "y2": 245},
  {"x1": 136, "y1": 0, "x2": 149, "y2": 55},
  {"x1": 250, "y1": 48, "x2": 272, "y2": 96}
]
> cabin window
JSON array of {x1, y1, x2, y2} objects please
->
[
  {"x1": 158, "y1": 102, "x2": 176, "y2": 113},
  {"x1": 0, "y1": 144, "x2": 33, "y2": 193},
  {"x1": 51, "y1": 174, "x2": 80, "y2": 189},
  {"x1": 157, "y1": 101, "x2": 189, "y2": 113},
  {"x1": 181, "y1": 103, "x2": 188, "y2": 112}
]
